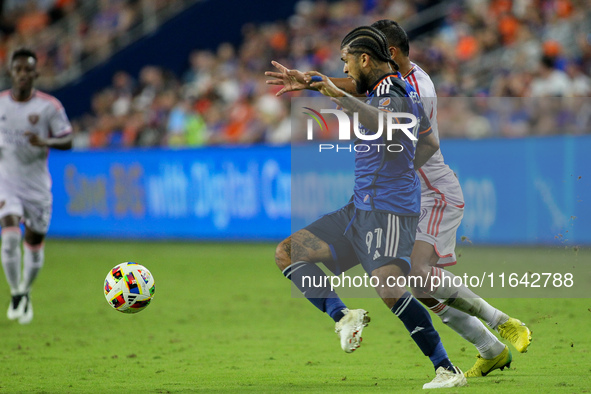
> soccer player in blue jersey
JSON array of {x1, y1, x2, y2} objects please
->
[
  {"x1": 267, "y1": 20, "x2": 532, "y2": 379},
  {"x1": 274, "y1": 26, "x2": 466, "y2": 389}
]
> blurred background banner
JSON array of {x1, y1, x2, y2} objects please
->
[
  {"x1": 48, "y1": 146, "x2": 291, "y2": 240},
  {"x1": 47, "y1": 134, "x2": 590, "y2": 244},
  {"x1": 445, "y1": 135, "x2": 589, "y2": 245}
]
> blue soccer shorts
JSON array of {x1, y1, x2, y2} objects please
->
[{"x1": 304, "y1": 202, "x2": 418, "y2": 276}]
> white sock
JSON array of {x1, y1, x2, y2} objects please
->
[
  {"x1": 429, "y1": 267, "x2": 509, "y2": 329},
  {"x1": 22, "y1": 243, "x2": 44, "y2": 293},
  {"x1": 1, "y1": 228, "x2": 22, "y2": 295},
  {"x1": 429, "y1": 302, "x2": 506, "y2": 359}
]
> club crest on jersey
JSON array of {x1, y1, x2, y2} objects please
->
[
  {"x1": 28, "y1": 114, "x2": 39, "y2": 125},
  {"x1": 379, "y1": 98, "x2": 391, "y2": 107}
]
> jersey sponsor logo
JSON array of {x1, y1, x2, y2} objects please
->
[
  {"x1": 379, "y1": 98, "x2": 391, "y2": 107},
  {"x1": 409, "y1": 91, "x2": 421, "y2": 104},
  {"x1": 28, "y1": 114, "x2": 39, "y2": 125}
]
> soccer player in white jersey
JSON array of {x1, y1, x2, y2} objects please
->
[
  {"x1": 0, "y1": 48, "x2": 73, "y2": 324},
  {"x1": 265, "y1": 21, "x2": 532, "y2": 377},
  {"x1": 371, "y1": 19, "x2": 532, "y2": 377}
]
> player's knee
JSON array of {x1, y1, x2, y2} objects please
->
[
  {"x1": 275, "y1": 238, "x2": 291, "y2": 271},
  {"x1": 411, "y1": 285, "x2": 431, "y2": 303},
  {"x1": 409, "y1": 262, "x2": 431, "y2": 286},
  {"x1": 410, "y1": 285, "x2": 423, "y2": 297},
  {"x1": 24, "y1": 230, "x2": 44, "y2": 246},
  {"x1": 371, "y1": 265, "x2": 406, "y2": 302}
]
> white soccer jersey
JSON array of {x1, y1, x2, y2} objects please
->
[
  {"x1": 404, "y1": 63, "x2": 463, "y2": 204},
  {"x1": 0, "y1": 89, "x2": 72, "y2": 203},
  {"x1": 404, "y1": 63, "x2": 464, "y2": 266}
]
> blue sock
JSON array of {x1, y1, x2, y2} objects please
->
[
  {"x1": 283, "y1": 261, "x2": 347, "y2": 322},
  {"x1": 325, "y1": 298, "x2": 347, "y2": 322},
  {"x1": 392, "y1": 291, "x2": 454, "y2": 371}
]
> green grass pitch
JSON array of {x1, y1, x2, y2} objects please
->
[{"x1": 0, "y1": 241, "x2": 589, "y2": 393}]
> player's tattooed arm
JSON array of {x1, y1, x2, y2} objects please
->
[
  {"x1": 320, "y1": 77, "x2": 363, "y2": 97},
  {"x1": 307, "y1": 72, "x2": 385, "y2": 135},
  {"x1": 265, "y1": 61, "x2": 364, "y2": 97}
]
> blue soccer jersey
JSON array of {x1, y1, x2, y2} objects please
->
[{"x1": 353, "y1": 72, "x2": 432, "y2": 215}]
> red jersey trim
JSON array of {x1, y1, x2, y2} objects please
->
[
  {"x1": 418, "y1": 168, "x2": 465, "y2": 208},
  {"x1": 402, "y1": 66, "x2": 416, "y2": 79},
  {"x1": 434, "y1": 243, "x2": 454, "y2": 260}
]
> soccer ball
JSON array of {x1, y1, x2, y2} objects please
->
[{"x1": 104, "y1": 262, "x2": 155, "y2": 313}]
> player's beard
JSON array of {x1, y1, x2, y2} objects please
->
[{"x1": 354, "y1": 71, "x2": 370, "y2": 95}]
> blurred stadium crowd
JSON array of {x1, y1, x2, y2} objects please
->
[
  {"x1": 2, "y1": 0, "x2": 590, "y2": 148},
  {"x1": 0, "y1": 0, "x2": 192, "y2": 87}
]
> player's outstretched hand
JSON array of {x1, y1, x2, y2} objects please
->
[
  {"x1": 306, "y1": 71, "x2": 345, "y2": 99},
  {"x1": 24, "y1": 131, "x2": 47, "y2": 147},
  {"x1": 265, "y1": 61, "x2": 310, "y2": 96}
]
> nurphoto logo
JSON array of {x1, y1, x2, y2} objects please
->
[{"x1": 302, "y1": 107, "x2": 418, "y2": 152}]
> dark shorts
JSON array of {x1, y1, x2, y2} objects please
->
[{"x1": 305, "y1": 202, "x2": 418, "y2": 276}]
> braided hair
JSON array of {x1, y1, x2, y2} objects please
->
[{"x1": 340, "y1": 26, "x2": 399, "y2": 71}]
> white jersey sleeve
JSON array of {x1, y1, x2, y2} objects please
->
[
  {"x1": 48, "y1": 100, "x2": 72, "y2": 137},
  {"x1": 404, "y1": 63, "x2": 462, "y2": 205},
  {"x1": 404, "y1": 66, "x2": 438, "y2": 140}
]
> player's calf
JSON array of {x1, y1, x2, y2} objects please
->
[
  {"x1": 1, "y1": 227, "x2": 22, "y2": 291},
  {"x1": 371, "y1": 263, "x2": 410, "y2": 308},
  {"x1": 277, "y1": 231, "x2": 349, "y2": 326}
]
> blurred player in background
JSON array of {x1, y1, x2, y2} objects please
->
[
  {"x1": 274, "y1": 26, "x2": 467, "y2": 389},
  {"x1": 266, "y1": 20, "x2": 532, "y2": 378},
  {"x1": 0, "y1": 48, "x2": 73, "y2": 324}
]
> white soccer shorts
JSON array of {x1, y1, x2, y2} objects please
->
[
  {"x1": 416, "y1": 191, "x2": 464, "y2": 267},
  {"x1": 0, "y1": 191, "x2": 52, "y2": 234}
]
